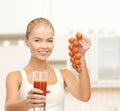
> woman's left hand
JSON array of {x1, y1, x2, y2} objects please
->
[{"x1": 78, "y1": 36, "x2": 91, "y2": 55}]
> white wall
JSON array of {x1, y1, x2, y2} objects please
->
[
  {"x1": 1, "y1": 0, "x2": 120, "y2": 34},
  {"x1": 0, "y1": 0, "x2": 52, "y2": 33}
]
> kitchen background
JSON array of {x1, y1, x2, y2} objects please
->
[{"x1": 0, "y1": 0, "x2": 120, "y2": 111}]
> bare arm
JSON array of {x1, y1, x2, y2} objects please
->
[
  {"x1": 61, "y1": 57, "x2": 91, "y2": 102},
  {"x1": 5, "y1": 72, "x2": 28, "y2": 111},
  {"x1": 77, "y1": 55, "x2": 91, "y2": 101}
]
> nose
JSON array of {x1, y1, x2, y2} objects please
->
[{"x1": 41, "y1": 41, "x2": 47, "y2": 48}]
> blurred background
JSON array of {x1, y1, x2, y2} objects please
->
[{"x1": 0, "y1": 0, "x2": 120, "y2": 111}]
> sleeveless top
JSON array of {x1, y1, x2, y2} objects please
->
[{"x1": 18, "y1": 68, "x2": 65, "y2": 111}]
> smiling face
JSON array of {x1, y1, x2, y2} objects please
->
[{"x1": 25, "y1": 18, "x2": 54, "y2": 61}]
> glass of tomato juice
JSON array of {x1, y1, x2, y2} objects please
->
[{"x1": 33, "y1": 71, "x2": 48, "y2": 111}]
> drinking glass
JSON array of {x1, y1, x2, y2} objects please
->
[{"x1": 33, "y1": 71, "x2": 48, "y2": 111}]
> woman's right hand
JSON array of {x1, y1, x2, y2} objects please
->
[{"x1": 26, "y1": 88, "x2": 46, "y2": 109}]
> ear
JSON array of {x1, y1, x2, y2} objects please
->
[{"x1": 25, "y1": 39, "x2": 30, "y2": 47}]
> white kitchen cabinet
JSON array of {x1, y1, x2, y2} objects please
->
[
  {"x1": 91, "y1": 34, "x2": 120, "y2": 87},
  {"x1": 97, "y1": 36, "x2": 120, "y2": 81}
]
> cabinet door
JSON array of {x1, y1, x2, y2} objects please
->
[{"x1": 97, "y1": 37, "x2": 120, "y2": 80}]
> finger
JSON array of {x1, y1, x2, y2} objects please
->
[
  {"x1": 46, "y1": 90, "x2": 51, "y2": 94},
  {"x1": 30, "y1": 97, "x2": 46, "y2": 104},
  {"x1": 27, "y1": 102, "x2": 45, "y2": 109},
  {"x1": 27, "y1": 96, "x2": 46, "y2": 106},
  {"x1": 79, "y1": 37, "x2": 91, "y2": 47},
  {"x1": 27, "y1": 93, "x2": 46, "y2": 100},
  {"x1": 29, "y1": 88, "x2": 43, "y2": 94},
  {"x1": 79, "y1": 40, "x2": 87, "y2": 47},
  {"x1": 33, "y1": 103, "x2": 45, "y2": 107},
  {"x1": 84, "y1": 37, "x2": 91, "y2": 46}
]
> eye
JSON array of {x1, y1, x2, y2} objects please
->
[
  {"x1": 34, "y1": 39, "x2": 40, "y2": 42},
  {"x1": 48, "y1": 39, "x2": 54, "y2": 42}
]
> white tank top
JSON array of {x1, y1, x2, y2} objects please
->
[{"x1": 18, "y1": 68, "x2": 65, "y2": 111}]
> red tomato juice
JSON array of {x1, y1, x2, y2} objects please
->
[{"x1": 34, "y1": 81, "x2": 47, "y2": 96}]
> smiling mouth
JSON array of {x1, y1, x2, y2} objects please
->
[{"x1": 39, "y1": 51, "x2": 48, "y2": 55}]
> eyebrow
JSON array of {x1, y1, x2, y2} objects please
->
[{"x1": 34, "y1": 36, "x2": 54, "y2": 40}]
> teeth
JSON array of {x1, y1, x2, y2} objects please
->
[{"x1": 39, "y1": 51, "x2": 48, "y2": 55}]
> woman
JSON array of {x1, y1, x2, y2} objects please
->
[{"x1": 5, "y1": 17, "x2": 91, "y2": 111}]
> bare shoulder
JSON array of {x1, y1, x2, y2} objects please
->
[
  {"x1": 6, "y1": 70, "x2": 22, "y2": 86},
  {"x1": 59, "y1": 68, "x2": 77, "y2": 89},
  {"x1": 60, "y1": 68, "x2": 72, "y2": 74},
  {"x1": 59, "y1": 68, "x2": 74, "y2": 79}
]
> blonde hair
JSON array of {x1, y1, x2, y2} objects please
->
[{"x1": 26, "y1": 17, "x2": 54, "y2": 39}]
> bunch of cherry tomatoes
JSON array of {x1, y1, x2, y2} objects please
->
[{"x1": 68, "y1": 32, "x2": 83, "y2": 74}]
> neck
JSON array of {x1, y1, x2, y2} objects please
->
[{"x1": 26, "y1": 58, "x2": 49, "y2": 71}]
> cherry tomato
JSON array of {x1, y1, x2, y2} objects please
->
[
  {"x1": 76, "y1": 68, "x2": 82, "y2": 73},
  {"x1": 68, "y1": 44, "x2": 74, "y2": 51},
  {"x1": 73, "y1": 40, "x2": 80, "y2": 47},
  {"x1": 70, "y1": 57, "x2": 75, "y2": 63},
  {"x1": 69, "y1": 51, "x2": 74, "y2": 57},
  {"x1": 72, "y1": 63, "x2": 77, "y2": 69},
  {"x1": 76, "y1": 32, "x2": 82, "y2": 40},
  {"x1": 74, "y1": 59, "x2": 80, "y2": 65},
  {"x1": 68, "y1": 37, "x2": 75, "y2": 43},
  {"x1": 74, "y1": 53, "x2": 81, "y2": 60},
  {"x1": 72, "y1": 47, "x2": 79, "y2": 54}
]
